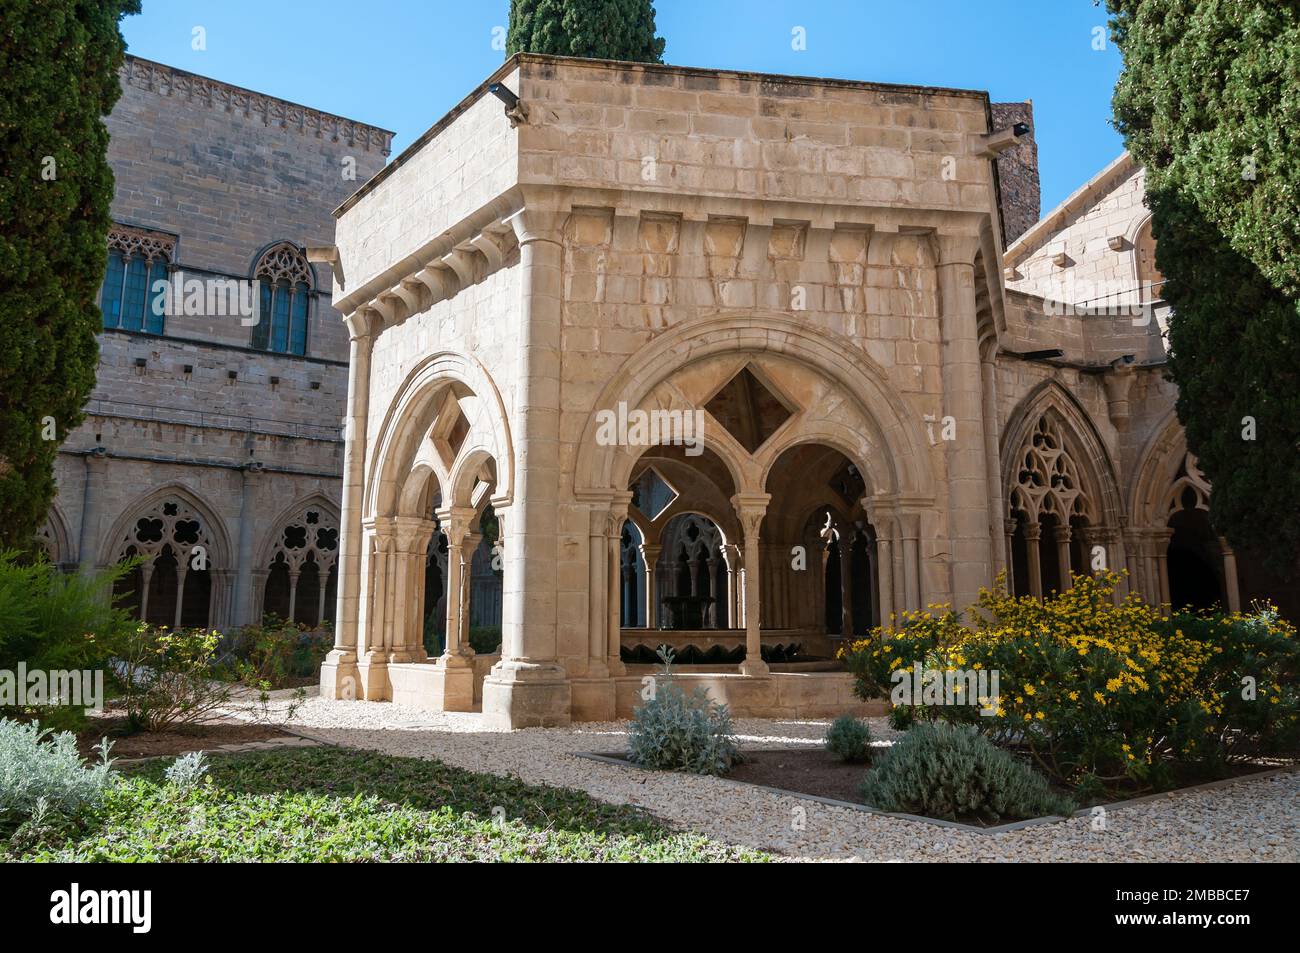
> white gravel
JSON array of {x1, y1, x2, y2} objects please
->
[{"x1": 249, "y1": 695, "x2": 1299, "y2": 862}]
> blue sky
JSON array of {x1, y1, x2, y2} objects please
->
[{"x1": 121, "y1": 0, "x2": 1124, "y2": 212}]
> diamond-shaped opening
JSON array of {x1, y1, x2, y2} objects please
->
[
  {"x1": 630, "y1": 467, "x2": 678, "y2": 522},
  {"x1": 829, "y1": 461, "x2": 866, "y2": 507},
  {"x1": 703, "y1": 364, "x2": 794, "y2": 455},
  {"x1": 430, "y1": 390, "x2": 470, "y2": 471}
]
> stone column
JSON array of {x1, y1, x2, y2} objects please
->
[
  {"x1": 482, "y1": 208, "x2": 571, "y2": 728},
  {"x1": 1154, "y1": 529, "x2": 1172, "y2": 611},
  {"x1": 936, "y1": 231, "x2": 994, "y2": 610},
  {"x1": 586, "y1": 503, "x2": 609, "y2": 674},
  {"x1": 286, "y1": 568, "x2": 299, "y2": 624},
  {"x1": 874, "y1": 521, "x2": 894, "y2": 626},
  {"x1": 1123, "y1": 529, "x2": 1144, "y2": 599},
  {"x1": 1003, "y1": 518, "x2": 1018, "y2": 594},
  {"x1": 391, "y1": 516, "x2": 436, "y2": 662},
  {"x1": 732, "y1": 493, "x2": 770, "y2": 677},
  {"x1": 233, "y1": 462, "x2": 262, "y2": 626},
  {"x1": 981, "y1": 353, "x2": 1007, "y2": 577},
  {"x1": 705, "y1": 558, "x2": 718, "y2": 628},
  {"x1": 436, "y1": 505, "x2": 477, "y2": 666},
  {"x1": 838, "y1": 536, "x2": 853, "y2": 637},
  {"x1": 1023, "y1": 521, "x2": 1043, "y2": 599},
  {"x1": 1220, "y1": 540, "x2": 1241, "y2": 613},
  {"x1": 139, "y1": 562, "x2": 154, "y2": 622},
  {"x1": 174, "y1": 564, "x2": 188, "y2": 629},
  {"x1": 639, "y1": 543, "x2": 660, "y2": 628},
  {"x1": 77, "y1": 447, "x2": 109, "y2": 575},
  {"x1": 1054, "y1": 524, "x2": 1073, "y2": 591},
  {"x1": 322, "y1": 310, "x2": 377, "y2": 699},
  {"x1": 606, "y1": 494, "x2": 631, "y2": 675}
]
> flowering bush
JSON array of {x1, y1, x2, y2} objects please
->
[{"x1": 841, "y1": 573, "x2": 1299, "y2": 795}]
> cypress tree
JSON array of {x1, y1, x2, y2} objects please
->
[
  {"x1": 0, "y1": 0, "x2": 139, "y2": 550},
  {"x1": 507, "y1": 0, "x2": 666, "y2": 63},
  {"x1": 1108, "y1": 0, "x2": 1300, "y2": 559}
]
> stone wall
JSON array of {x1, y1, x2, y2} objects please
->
[{"x1": 48, "y1": 56, "x2": 391, "y2": 631}]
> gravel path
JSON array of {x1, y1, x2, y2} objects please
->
[{"x1": 254, "y1": 696, "x2": 1299, "y2": 862}]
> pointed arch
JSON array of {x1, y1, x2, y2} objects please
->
[
  {"x1": 1000, "y1": 380, "x2": 1123, "y2": 528},
  {"x1": 99, "y1": 482, "x2": 232, "y2": 568},
  {"x1": 39, "y1": 504, "x2": 73, "y2": 567},
  {"x1": 365, "y1": 351, "x2": 513, "y2": 520},
  {"x1": 574, "y1": 312, "x2": 935, "y2": 503}
]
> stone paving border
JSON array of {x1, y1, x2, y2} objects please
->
[{"x1": 577, "y1": 749, "x2": 1299, "y2": 836}]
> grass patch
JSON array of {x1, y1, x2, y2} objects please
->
[{"x1": 2, "y1": 746, "x2": 765, "y2": 862}]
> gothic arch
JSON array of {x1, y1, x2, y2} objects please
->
[
  {"x1": 39, "y1": 504, "x2": 73, "y2": 566},
  {"x1": 100, "y1": 483, "x2": 232, "y2": 568},
  {"x1": 1000, "y1": 381, "x2": 1123, "y2": 529},
  {"x1": 574, "y1": 312, "x2": 935, "y2": 502},
  {"x1": 1130, "y1": 411, "x2": 1192, "y2": 527},
  {"x1": 100, "y1": 483, "x2": 231, "y2": 628},
  {"x1": 256, "y1": 494, "x2": 340, "y2": 627},
  {"x1": 366, "y1": 351, "x2": 514, "y2": 520}
]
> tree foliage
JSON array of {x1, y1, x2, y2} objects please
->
[
  {"x1": 0, "y1": 0, "x2": 139, "y2": 550},
  {"x1": 507, "y1": 0, "x2": 665, "y2": 63},
  {"x1": 1108, "y1": 0, "x2": 1300, "y2": 557}
]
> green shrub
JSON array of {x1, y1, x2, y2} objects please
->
[
  {"x1": 824, "y1": 715, "x2": 872, "y2": 763},
  {"x1": 861, "y1": 722, "x2": 1073, "y2": 823},
  {"x1": 627, "y1": 649, "x2": 740, "y2": 776},
  {"x1": 227, "y1": 616, "x2": 330, "y2": 686},
  {"x1": 0, "y1": 552, "x2": 136, "y2": 729},
  {"x1": 0, "y1": 718, "x2": 114, "y2": 828}
]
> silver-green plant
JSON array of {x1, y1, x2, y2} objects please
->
[
  {"x1": 825, "y1": 715, "x2": 872, "y2": 762},
  {"x1": 0, "y1": 718, "x2": 114, "y2": 825},
  {"x1": 627, "y1": 647, "x2": 741, "y2": 775},
  {"x1": 861, "y1": 721, "x2": 1073, "y2": 822},
  {"x1": 164, "y1": 750, "x2": 209, "y2": 793}
]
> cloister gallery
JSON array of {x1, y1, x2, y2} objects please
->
[{"x1": 312, "y1": 55, "x2": 1270, "y2": 728}]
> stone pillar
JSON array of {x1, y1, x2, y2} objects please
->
[
  {"x1": 606, "y1": 495, "x2": 631, "y2": 675},
  {"x1": 1003, "y1": 518, "x2": 1018, "y2": 594},
  {"x1": 436, "y1": 505, "x2": 477, "y2": 666},
  {"x1": 233, "y1": 462, "x2": 262, "y2": 627},
  {"x1": 874, "y1": 523, "x2": 894, "y2": 626},
  {"x1": 1155, "y1": 529, "x2": 1172, "y2": 611},
  {"x1": 482, "y1": 209, "x2": 571, "y2": 728},
  {"x1": 1054, "y1": 524, "x2": 1073, "y2": 591},
  {"x1": 1220, "y1": 540, "x2": 1241, "y2": 613},
  {"x1": 732, "y1": 493, "x2": 770, "y2": 677},
  {"x1": 174, "y1": 564, "x2": 188, "y2": 629},
  {"x1": 936, "y1": 231, "x2": 994, "y2": 610},
  {"x1": 981, "y1": 354, "x2": 1007, "y2": 577},
  {"x1": 1124, "y1": 529, "x2": 1144, "y2": 599},
  {"x1": 705, "y1": 558, "x2": 718, "y2": 628},
  {"x1": 391, "y1": 516, "x2": 436, "y2": 662},
  {"x1": 286, "y1": 568, "x2": 299, "y2": 624},
  {"x1": 1024, "y1": 521, "x2": 1043, "y2": 599},
  {"x1": 77, "y1": 447, "x2": 109, "y2": 575},
  {"x1": 639, "y1": 543, "x2": 660, "y2": 628},
  {"x1": 586, "y1": 504, "x2": 609, "y2": 675},
  {"x1": 838, "y1": 536, "x2": 853, "y2": 637},
  {"x1": 321, "y1": 310, "x2": 377, "y2": 700}
]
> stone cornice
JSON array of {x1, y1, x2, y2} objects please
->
[{"x1": 121, "y1": 55, "x2": 394, "y2": 155}]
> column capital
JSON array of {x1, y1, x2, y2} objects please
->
[
  {"x1": 505, "y1": 206, "x2": 564, "y2": 246},
  {"x1": 730, "y1": 492, "x2": 771, "y2": 539},
  {"x1": 934, "y1": 229, "x2": 982, "y2": 267},
  {"x1": 435, "y1": 505, "x2": 479, "y2": 547},
  {"x1": 1022, "y1": 521, "x2": 1042, "y2": 542},
  {"x1": 344, "y1": 308, "x2": 380, "y2": 341}
]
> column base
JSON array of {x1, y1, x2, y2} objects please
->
[
  {"x1": 388, "y1": 659, "x2": 474, "y2": 711},
  {"x1": 738, "y1": 657, "x2": 770, "y2": 678},
  {"x1": 480, "y1": 659, "x2": 572, "y2": 729},
  {"x1": 319, "y1": 650, "x2": 359, "y2": 700}
]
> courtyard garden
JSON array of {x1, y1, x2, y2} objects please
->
[{"x1": 618, "y1": 572, "x2": 1299, "y2": 831}]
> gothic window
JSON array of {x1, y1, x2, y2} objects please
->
[
  {"x1": 250, "y1": 242, "x2": 313, "y2": 356},
  {"x1": 1007, "y1": 413, "x2": 1098, "y2": 599},
  {"x1": 261, "y1": 505, "x2": 339, "y2": 627},
  {"x1": 100, "y1": 226, "x2": 175, "y2": 334},
  {"x1": 111, "y1": 497, "x2": 216, "y2": 628}
]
